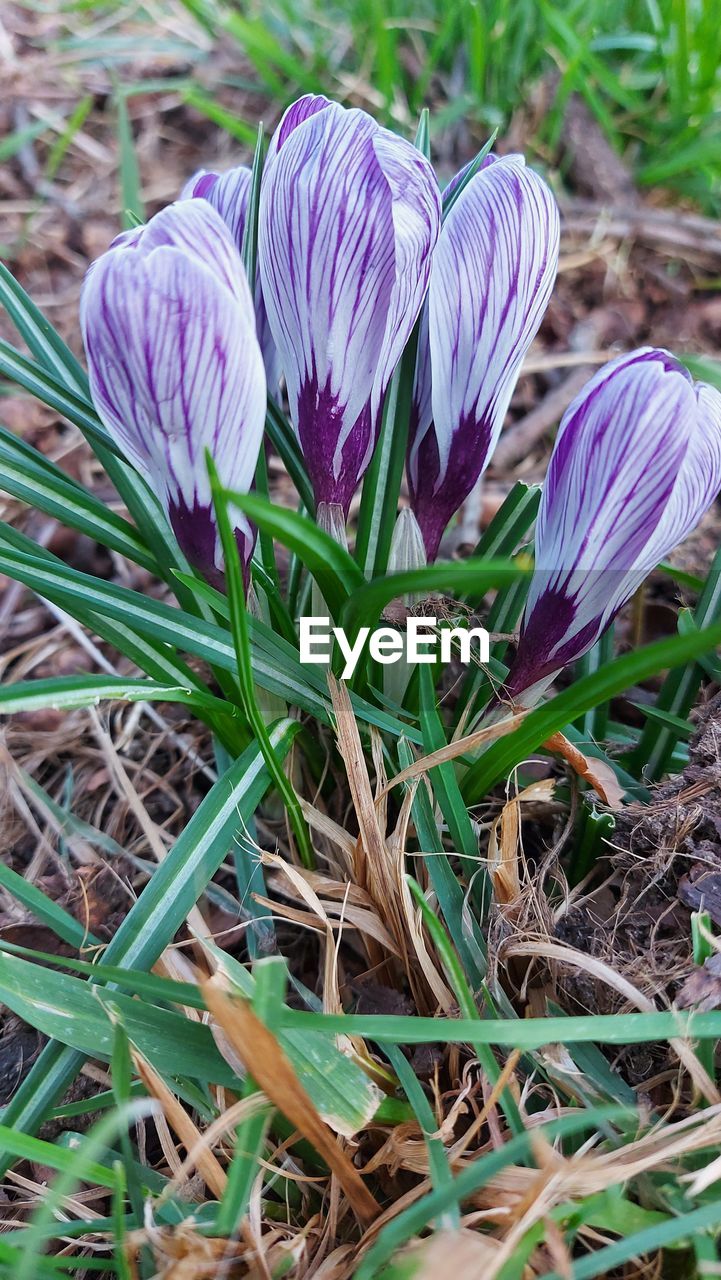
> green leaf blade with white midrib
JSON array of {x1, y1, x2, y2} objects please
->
[
  {"x1": 0, "y1": 950, "x2": 237, "y2": 1087},
  {"x1": 0, "y1": 674, "x2": 238, "y2": 719},
  {"x1": 0, "y1": 259, "x2": 90, "y2": 397},
  {"x1": 0, "y1": 722, "x2": 298, "y2": 1166},
  {"x1": 0, "y1": 424, "x2": 157, "y2": 573},
  {"x1": 461, "y1": 619, "x2": 721, "y2": 802},
  {"x1": 0, "y1": 535, "x2": 423, "y2": 742}
]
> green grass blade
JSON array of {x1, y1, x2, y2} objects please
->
[
  {"x1": 631, "y1": 541, "x2": 721, "y2": 779},
  {"x1": 383, "y1": 1040, "x2": 460, "y2": 1230},
  {"x1": 116, "y1": 89, "x2": 145, "y2": 228},
  {"x1": 0, "y1": 863, "x2": 97, "y2": 951},
  {"x1": 0, "y1": 423, "x2": 157, "y2": 572},
  {"x1": 0, "y1": 533, "x2": 421, "y2": 740},
  {"x1": 397, "y1": 738, "x2": 486, "y2": 988},
  {"x1": 0, "y1": 260, "x2": 90, "y2": 394},
  {"x1": 264, "y1": 398, "x2": 315, "y2": 514},
  {"x1": 0, "y1": 723, "x2": 298, "y2": 1164},
  {"x1": 0, "y1": 338, "x2": 116, "y2": 454},
  {"x1": 472, "y1": 482, "x2": 541, "y2": 560},
  {"x1": 462, "y1": 619, "x2": 721, "y2": 802},
  {"x1": 0, "y1": 949, "x2": 239, "y2": 1086},
  {"x1": 537, "y1": 1196, "x2": 721, "y2": 1280},
  {"x1": 354, "y1": 328, "x2": 420, "y2": 579},
  {"x1": 342, "y1": 560, "x2": 526, "y2": 638},
  {"x1": 209, "y1": 455, "x2": 314, "y2": 869},
  {"x1": 220, "y1": 489, "x2": 364, "y2": 618},
  {"x1": 0, "y1": 673, "x2": 238, "y2": 721}
]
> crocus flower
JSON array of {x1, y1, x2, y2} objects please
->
[
  {"x1": 504, "y1": 349, "x2": 721, "y2": 705},
  {"x1": 81, "y1": 199, "x2": 266, "y2": 587},
  {"x1": 408, "y1": 154, "x2": 560, "y2": 559},
  {"x1": 258, "y1": 94, "x2": 441, "y2": 516},
  {"x1": 182, "y1": 166, "x2": 281, "y2": 392}
]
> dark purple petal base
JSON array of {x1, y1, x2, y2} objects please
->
[
  {"x1": 504, "y1": 586, "x2": 602, "y2": 700},
  {"x1": 409, "y1": 412, "x2": 493, "y2": 559},
  {"x1": 168, "y1": 498, "x2": 255, "y2": 592},
  {"x1": 298, "y1": 373, "x2": 375, "y2": 516}
]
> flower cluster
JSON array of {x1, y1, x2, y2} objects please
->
[{"x1": 81, "y1": 94, "x2": 721, "y2": 697}]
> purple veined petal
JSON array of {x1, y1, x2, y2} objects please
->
[
  {"x1": 505, "y1": 350, "x2": 702, "y2": 701},
  {"x1": 81, "y1": 200, "x2": 266, "y2": 586},
  {"x1": 265, "y1": 93, "x2": 332, "y2": 166},
  {"x1": 410, "y1": 303, "x2": 433, "y2": 448},
  {"x1": 408, "y1": 155, "x2": 560, "y2": 558},
  {"x1": 181, "y1": 169, "x2": 221, "y2": 201},
  {"x1": 441, "y1": 149, "x2": 516, "y2": 205},
  {"x1": 127, "y1": 198, "x2": 253, "y2": 306},
  {"x1": 189, "y1": 166, "x2": 252, "y2": 248},
  {"x1": 368, "y1": 127, "x2": 441, "y2": 434},
  {"x1": 259, "y1": 98, "x2": 440, "y2": 513},
  {"x1": 646, "y1": 380, "x2": 721, "y2": 556},
  {"x1": 181, "y1": 164, "x2": 282, "y2": 394}
]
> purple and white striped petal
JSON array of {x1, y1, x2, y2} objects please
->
[
  {"x1": 408, "y1": 154, "x2": 560, "y2": 558},
  {"x1": 81, "y1": 200, "x2": 266, "y2": 586},
  {"x1": 265, "y1": 93, "x2": 331, "y2": 166},
  {"x1": 505, "y1": 350, "x2": 721, "y2": 703},
  {"x1": 258, "y1": 95, "x2": 441, "y2": 514},
  {"x1": 181, "y1": 165, "x2": 281, "y2": 392}
]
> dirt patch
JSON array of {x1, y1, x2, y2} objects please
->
[{"x1": 548, "y1": 691, "x2": 721, "y2": 1083}]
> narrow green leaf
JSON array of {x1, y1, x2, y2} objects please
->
[
  {"x1": 0, "y1": 673, "x2": 237, "y2": 720},
  {"x1": 277, "y1": 1006, "x2": 721, "y2": 1048},
  {"x1": 472, "y1": 482, "x2": 541, "y2": 560},
  {"x1": 538, "y1": 1197, "x2": 721, "y2": 1280},
  {"x1": 462, "y1": 620, "x2": 721, "y2": 802},
  {"x1": 631, "y1": 541, "x2": 721, "y2": 778},
  {"x1": 265, "y1": 398, "x2": 315, "y2": 515},
  {"x1": 397, "y1": 737, "x2": 486, "y2": 988},
  {"x1": 0, "y1": 260, "x2": 89, "y2": 395},
  {"x1": 0, "y1": 950, "x2": 239, "y2": 1086},
  {"x1": 220, "y1": 489, "x2": 364, "y2": 619},
  {"x1": 342, "y1": 559, "x2": 525, "y2": 637},
  {"x1": 0, "y1": 338, "x2": 116, "y2": 454},
  {"x1": 0, "y1": 863, "x2": 96, "y2": 951},
  {"x1": 15, "y1": 1102, "x2": 153, "y2": 1280},
  {"x1": 0, "y1": 723, "x2": 298, "y2": 1164},
  {"x1": 116, "y1": 90, "x2": 144, "y2": 227},
  {"x1": 0, "y1": 424, "x2": 157, "y2": 571},
  {"x1": 0, "y1": 1121, "x2": 117, "y2": 1191},
  {"x1": 209, "y1": 454, "x2": 314, "y2": 869},
  {"x1": 354, "y1": 328, "x2": 420, "y2": 579},
  {"x1": 441, "y1": 129, "x2": 498, "y2": 219},
  {"x1": 0, "y1": 534, "x2": 423, "y2": 742}
]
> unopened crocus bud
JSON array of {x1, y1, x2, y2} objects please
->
[
  {"x1": 505, "y1": 349, "x2": 721, "y2": 704},
  {"x1": 258, "y1": 95, "x2": 441, "y2": 516},
  {"x1": 408, "y1": 154, "x2": 560, "y2": 559},
  {"x1": 182, "y1": 166, "x2": 281, "y2": 392},
  {"x1": 81, "y1": 200, "x2": 266, "y2": 587}
]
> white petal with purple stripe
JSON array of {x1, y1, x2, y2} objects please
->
[
  {"x1": 259, "y1": 95, "x2": 440, "y2": 513},
  {"x1": 81, "y1": 200, "x2": 266, "y2": 584},
  {"x1": 408, "y1": 154, "x2": 559, "y2": 558},
  {"x1": 507, "y1": 350, "x2": 721, "y2": 700}
]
